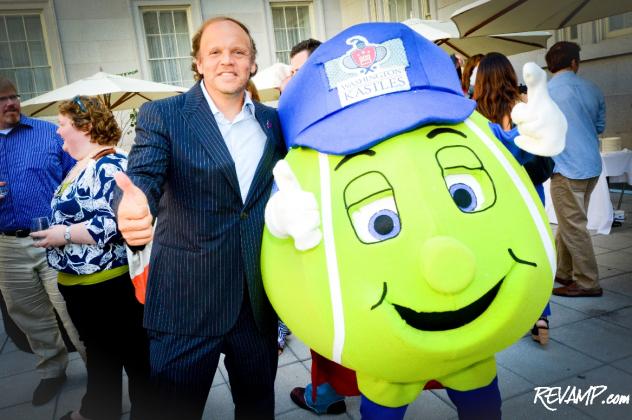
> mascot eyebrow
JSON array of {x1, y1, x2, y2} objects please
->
[
  {"x1": 427, "y1": 127, "x2": 467, "y2": 139},
  {"x1": 335, "y1": 149, "x2": 377, "y2": 171}
]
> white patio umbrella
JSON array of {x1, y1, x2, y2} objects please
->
[
  {"x1": 252, "y1": 63, "x2": 291, "y2": 102},
  {"x1": 21, "y1": 72, "x2": 187, "y2": 117},
  {"x1": 452, "y1": 0, "x2": 632, "y2": 38},
  {"x1": 403, "y1": 18, "x2": 550, "y2": 58}
]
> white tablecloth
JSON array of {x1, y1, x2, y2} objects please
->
[{"x1": 544, "y1": 150, "x2": 632, "y2": 235}]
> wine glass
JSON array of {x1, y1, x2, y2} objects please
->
[{"x1": 31, "y1": 217, "x2": 50, "y2": 233}]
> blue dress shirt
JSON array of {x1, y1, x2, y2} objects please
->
[
  {"x1": 200, "y1": 84, "x2": 267, "y2": 204},
  {"x1": 548, "y1": 71, "x2": 605, "y2": 179},
  {"x1": 0, "y1": 115, "x2": 74, "y2": 231}
]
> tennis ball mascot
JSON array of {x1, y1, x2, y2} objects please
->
[{"x1": 262, "y1": 22, "x2": 565, "y2": 420}]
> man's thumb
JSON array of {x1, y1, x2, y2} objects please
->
[
  {"x1": 115, "y1": 172, "x2": 146, "y2": 203},
  {"x1": 115, "y1": 172, "x2": 135, "y2": 193}
]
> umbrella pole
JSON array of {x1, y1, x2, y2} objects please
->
[
  {"x1": 28, "y1": 102, "x2": 58, "y2": 117},
  {"x1": 559, "y1": 0, "x2": 591, "y2": 28},
  {"x1": 436, "y1": 40, "x2": 470, "y2": 59},
  {"x1": 463, "y1": 0, "x2": 529, "y2": 37}
]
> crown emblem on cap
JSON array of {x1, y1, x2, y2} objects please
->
[
  {"x1": 343, "y1": 36, "x2": 387, "y2": 73},
  {"x1": 324, "y1": 35, "x2": 410, "y2": 108}
]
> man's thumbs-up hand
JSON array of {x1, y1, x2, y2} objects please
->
[
  {"x1": 115, "y1": 172, "x2": 154, "y2": 246},
  {"x1": 265, "y1": 160, "x2": 322, "y2": 251}
]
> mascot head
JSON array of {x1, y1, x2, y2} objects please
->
[{"x1": 262, "y1": 22, "x2": 553, "y2": 387}]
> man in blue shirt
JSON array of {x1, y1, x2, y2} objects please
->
[
  {"x1": 546, "y1": 42, "x2": 606, "y2": 297},
  {"x1": 0, "y1": 76, "x2": 83, "y2": 405}
]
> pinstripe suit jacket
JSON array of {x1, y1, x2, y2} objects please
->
[{"x1": 125, "y1": 82, "x2": 285, "y2": 336}]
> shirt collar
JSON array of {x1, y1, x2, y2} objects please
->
[
  {"x1": 0, "y1": 115, "x2": 33, "y2": 135},
  {"x1": 553, "y1": 70, "x2": 576, "y2": 81},
  {"x1": 200, "y1": 81, "x2": 255, "y2": 121}
]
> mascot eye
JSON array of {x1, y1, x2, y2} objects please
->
[
  {"x1": 445, "y1": 174, "x2": 485, "y2": 213},
  {"x1": 350, "y1": 197, "x2": 401, "y2": 243}
]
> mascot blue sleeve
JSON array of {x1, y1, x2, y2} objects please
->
[{"x1": 489, "y1": 122, "x2": 545, "y2": 204}]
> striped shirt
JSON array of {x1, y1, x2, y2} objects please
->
[
  {"x1": 201, "y1": 85, "x2": 267, "y2": 203},
  {"x1": 0, "y1": 115, "x2": 74, "y2": 230}
]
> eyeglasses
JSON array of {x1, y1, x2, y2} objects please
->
[
  {"x1": 72, "y1": 95, "x2": 88, "y2": 113},
  {"x1": 0, "y1": 94, "x2": 20, "y2": 104}
]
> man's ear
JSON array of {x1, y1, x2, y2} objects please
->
[
  {"x1": 251, "y1": 62, "x2": 258, "y2": 78},
  {"x1": 195, "y1": 56, "x2": 203, "y2": 76}
]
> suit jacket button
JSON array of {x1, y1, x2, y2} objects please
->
[{"x1": 240, "y1": 212, "x2": 248, "y2": 220}]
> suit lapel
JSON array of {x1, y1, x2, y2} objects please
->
[
  {"x1": 244, "y1": 104, "x2": 279, "y2": 207},
  {"x1": 180, "y1": 82, "x2": 241, "y2": 196}
]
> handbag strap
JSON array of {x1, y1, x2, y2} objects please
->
[{"x1": 92, "y1": 147, "x2": 116, "y2": 161}]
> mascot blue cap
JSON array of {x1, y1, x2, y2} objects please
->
[{"x1": 278, "y1": 22, "x2": 477, "y2": 155}]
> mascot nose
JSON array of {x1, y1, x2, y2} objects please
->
[{"x1": 420, "y1": 236, "x2": 476, "y2": 294}]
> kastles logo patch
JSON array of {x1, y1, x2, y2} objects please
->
[
  {"x1": 342, "y1": 36, "x2": 387, "y2": 73},
  {"x1": 324, "y1": 35, "x2": 410, "y2": 107}
]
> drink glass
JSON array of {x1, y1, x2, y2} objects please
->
[{"x1": 31, "y1": 217, "x2": 50, "y2": 232}]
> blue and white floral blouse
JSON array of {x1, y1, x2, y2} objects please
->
[{"x1": 47, "y1": 152, "x2": 128, "y2": 275}]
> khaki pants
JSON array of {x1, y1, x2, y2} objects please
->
[
  {"x1": 0, "y1": 236, "x2": 86, "y2": 378},
  {"x1": 550, "y1": 173, "x2": 600, "y2": 289}
]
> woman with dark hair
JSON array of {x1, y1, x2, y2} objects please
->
[
  {"x1": 474, "y1": 52, "x2": 553, "y2": 346},
  {"x1": 32, "y1": 96, "x2": 151, "y2": 420},
  {"x1": 474, "y1": 52, "x2": 522, "y2": 130}
]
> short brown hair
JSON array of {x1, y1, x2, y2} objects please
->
[
  {"x1": 190, "y1": 16, "x2": 257, "y2": 81},
  {"x1": 58, "y1": 96, "x2": 121, "y2": 146},
  {"x1": 545, "y1": 41, "x2": 580, "y2": 73},
  {"x1": 0, "y1": 76, "x2": 17, "y2": 94},
  {"x1": 290, "y1": 38, "x2": 321, "y2": 59}
]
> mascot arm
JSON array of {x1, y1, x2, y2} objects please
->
[
  {"x1": 264, "y1": 159, "x2": 323, "y2": 251},
  {"x1": 511, "y1": 62, "x2": 567, "y2": 157}
]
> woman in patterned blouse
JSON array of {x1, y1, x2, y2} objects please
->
[{"x1": 32, "y1": 96, "x2": 151, "y2": 420}]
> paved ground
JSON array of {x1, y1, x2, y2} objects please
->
[{"x1": 1, "y1": 193, "x2": 631, "y2": 420}]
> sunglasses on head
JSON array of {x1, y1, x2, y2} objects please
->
[{"x1": 72, "y1": 95, "x2": 89, "y2": 113}]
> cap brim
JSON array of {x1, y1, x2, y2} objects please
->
[{"x1": 291, "y1": 88, "x2": 476, "y2": 155}]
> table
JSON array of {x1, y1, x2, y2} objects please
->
[{"x1": 544, "y1": 149, "x2": 632, "y2": 235}]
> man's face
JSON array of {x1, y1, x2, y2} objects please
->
[
  {"x1": 195, "y1": 20, "x2": 256, "y2": 100},
  {"x1": 290, "y1": 50, "x2": 310, "y2": 77},
  {"x1": 0, "y1": 89, "x2": 21, "y2": 129}
]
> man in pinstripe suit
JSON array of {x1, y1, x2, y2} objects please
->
[{"x1": 115, "y1": 17, "x2": 285, "y2": 420}]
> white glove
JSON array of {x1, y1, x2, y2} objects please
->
[
  {"x1": 511, "y1": 62, "x2": 567, "y2": 157},
  {"x1": 265, "y1": 160, "x2": 322, "y2": 251}
]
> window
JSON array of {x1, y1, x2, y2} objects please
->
[
  {"x1": 386, "y1": 0, "x2": 414, "y2": 21},
  {"x1": 368, "y1": 0, "x2": 426, "y2": 22},
  {"x1": 271, "y1": 3, "x2": 312, "y2": 64},
  {"x1": 563, "y1": 24, "x2": 579, "y2": 42},
  {"x1": 0, "y1": 14, "x2": 53, "y2": 100},
  {"x1": 141, "y1": 9, "x2": 194, "y2": 87},
  {"x1": 606, "y1": 11, "x2": 632, "y2": 38}
]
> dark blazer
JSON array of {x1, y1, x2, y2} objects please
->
[{"x1": 125, "y1": 82, "x2": 285, "y2": 336}]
